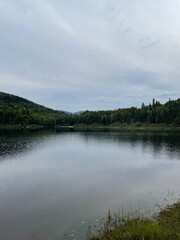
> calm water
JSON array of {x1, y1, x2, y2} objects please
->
[{"x1": 0, "y1": 129, "x2": 180, "y2": 240}]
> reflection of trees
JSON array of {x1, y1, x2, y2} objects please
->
[
  {"x1": 78, "y1": 132, "x2": 180, "y2": 160},
  {"x1": 0, "y1": 129, "x2": 179, "y2": 161},
  {"x1": 0, "y1": 128, "x2": 75, "y2": 160},
  {"x1": 0, "y1": 129, "x2": 59, "y2": 159}
]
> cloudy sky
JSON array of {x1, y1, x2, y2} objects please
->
[{"x1": 0, "y1": 0, "x2": 180, "y2": 111}]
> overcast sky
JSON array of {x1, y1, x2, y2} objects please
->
[{"x1": 0, "y1": 0, "x2": 180, "y2": 111}]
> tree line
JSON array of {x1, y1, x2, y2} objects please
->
[
  {"x1": 71, "y1": 98, "x2": 180, "y2": 126},
  {"x1": 0, "y1": 92, "x2": 179, "y2": 127}
]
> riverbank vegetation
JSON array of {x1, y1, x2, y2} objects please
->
[
  {"x1": 88, "y1": 202, "x2": 180, "y2": 240},
  {"x1": 0, "y1": 92, "x2": 180, "y2": 129}
]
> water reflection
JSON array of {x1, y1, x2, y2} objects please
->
[
  {"x1": 78, "y1": 132, "x2": 180, "y2": 160},
  {"x1": 0, "y1": 130, "x2": 179, "y2": 240},
  {"x1": 0, "y1": 129, "x2": 56, "y2": 160},
  {"x1": 0, "y1": 130, "x2": 180, "y2": 161}
]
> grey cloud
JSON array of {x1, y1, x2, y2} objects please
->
[
  {"x1": 123, "y1": 27, "x2": 132, "y2": 34},
  {"x1": 142, "y1": 39, "x2": 160, "y2": 49},
  {"x1": 0, "y1": 0, "x2": 180, "y2": 111},
  {"x1": 155, "y1": 91, "x2": 180, "y2": 98}
]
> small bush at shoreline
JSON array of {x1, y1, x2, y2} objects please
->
[{"x1": 88, "y1": 202, "x2": 180, "y2": 240}]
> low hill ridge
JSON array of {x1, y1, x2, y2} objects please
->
[{"x1": 0, "y1": 92, "x2": 179, "y2": 128}]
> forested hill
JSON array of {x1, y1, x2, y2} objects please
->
[
  {"x1": 78, "y1": 99, "x2": 180, "y2": 125},
  {"x1": 0, "y1": 92, "x2": 180, "y2": 127},
  {"x1": 75, "y1": 98, "x2": 180, "y2": 126},
  {"x1": 0, "y1": 92, "x2": 66, "y2": 126}
]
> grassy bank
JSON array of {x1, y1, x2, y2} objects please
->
[
  {"x1": 89, "y1": 202, "x2": 180, "y2": 240},
  {"x1": 0, "y1": 123, "x2": 180, "y2": 132},
  {"x1": 73, "y1": 123, "x2": 180, "y2": 132}
]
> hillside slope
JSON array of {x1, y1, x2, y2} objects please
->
[{"x1": 0, "y1": 92, "x2": 66, "y2": 126}]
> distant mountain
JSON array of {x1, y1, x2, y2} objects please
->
[
  {"x1": 61, "y1": 111, "x2": 84, "y2": 115},
  {"x1": 62, "y1": 111, "x2": 73, "y2": 115},
  {"x1": 73, "y1": 111, "x2": 84, "y2": 115}
]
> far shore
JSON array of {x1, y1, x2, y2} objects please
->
[
  {"x1": 0, "y1": 123, "x2": 180, "y2": 132},
  {"x1": 71, "y1": 123, "x2": 180, "y2": 132}
]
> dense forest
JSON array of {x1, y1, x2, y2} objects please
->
[
  {"x1": 0, "y1": 92, "x2": 180, "y2": 127},
  {"x1": 0, "y1": 92, "x2": 66, "y2": 126}
]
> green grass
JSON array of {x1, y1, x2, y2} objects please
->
[
  {"x1": 157, "y1": 202, "x2": 180, "y2": 236},
  {"x1": 1, "y1": 123, "x2": 180, "y2": 132},
  {"x1": 72, "y1": 123, "x2": 180, "y2": 132},
  {"x1": 89, "y1": 202, "x2": 180, "y2": 240}
]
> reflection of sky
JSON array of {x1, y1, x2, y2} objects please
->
[{"x1": 0, "y1": 132, "x2": 179, "y2": 239}]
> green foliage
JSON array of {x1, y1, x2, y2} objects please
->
[
  {"x1": 89, "y1": 202, "x2": 180, "y2": 240},
  {"x1": 91, "y1": 219, "x2": 176, "y2": 240},
  {"x1": 114, "y1": 219, "x2": 174, "y2": 240},
  {"x1": 73, "y1": 98, "x2": 180, "y2": 126},
  {"x1": 157, "y1": 202, "x2": 180, "y2": 236},
  {"x1": 0, "y1": 92, "x2": 67, "y2": 127},
  {"x1": 0, "y1": 92, "x2": 179, "y2": 127}
]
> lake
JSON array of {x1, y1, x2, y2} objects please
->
[{"x1": 0, "y1": 129, "x2": 180, "y2": 240}]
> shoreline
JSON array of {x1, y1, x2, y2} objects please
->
[
  {"x1": 0, "y1": 123, "x2": 180, "y2": 132},
  {"x1": 89, "y1": 202, "x2": 180, "y2": 240},
  {"x1": 72, "y1": 123, "x2": 180, "y2": 132}
]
